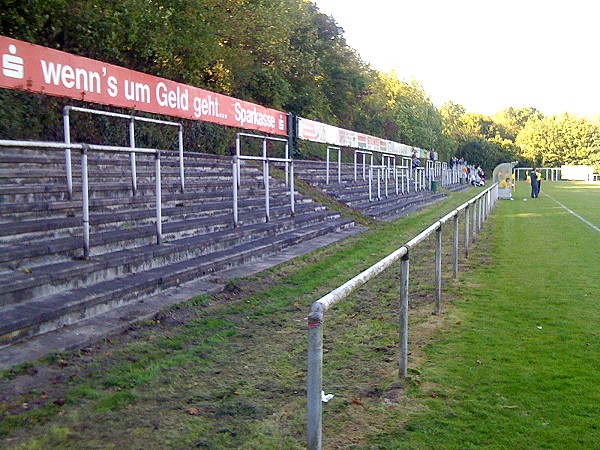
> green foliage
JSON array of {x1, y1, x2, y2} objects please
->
[
  {"x1": 2, "y1": 1, "x2": 599, "y2": 170},
  {"x1": 516, "y1": 113, "x2": 600, "y2": 169}
]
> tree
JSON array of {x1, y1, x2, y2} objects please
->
[
  {"x1": 493, "y1": 107, "x2": 544, "y2": 141},
  {"x1": 515, "y1": 114, "x2": 600, "y2": 167}
]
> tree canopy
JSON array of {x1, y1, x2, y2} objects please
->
[{"x1": 1, "y1": 0, "x2": 598, "y2": 172}]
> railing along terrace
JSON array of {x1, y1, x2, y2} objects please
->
[
  {"x1": 63, "y1": 106, "x2": 184, "y2": 199},
  {"x1": 353, "y1": 150, "x2": 373, "y2": 182},
  {"x1": 0, "y1": 140, "x2": 165, "y2": 259},
  {"x1": 233, "y1": 132, "x2": 293, "y2": 227},
  {"x1": 325, "y1": 146, "x2": 341, "y2": 185},
  {"x1": 306, "y1": 182, "x2": 499, "y2": 450}
]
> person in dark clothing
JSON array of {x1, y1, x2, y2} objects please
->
[{"x1": 530, "y1": 169, "x2": 539, "y2": 198}]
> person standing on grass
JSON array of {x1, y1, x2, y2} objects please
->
[
  {"x1": 530, "y1": 168, "x2": 539, "y2": 198},
  {"x1": 536, "y1": 169, "x2": 542, "y2": 197}
]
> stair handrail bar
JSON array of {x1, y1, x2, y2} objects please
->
[
  {"x1": 233, "y1": 133, "x2": 293, "y2": 227},
  {"x1": 326, "y1": 146, "x2": 341, "y2": 185},
  {"x1": 353, "y1": 150, "x2": 373, "y2": 182},
  {"x1": 0, "y1": 139, "x2": 164, "y2": 259},
  {"x1": 63, "y1": 106, "x2": 184, "y2": 198},
  {"x1": 306, "y1": 182, "x2": 499, "y2": 450}
]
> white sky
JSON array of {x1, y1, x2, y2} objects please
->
[{"x1": 313, "y1": 0, "x2": 600, "y2": 117}]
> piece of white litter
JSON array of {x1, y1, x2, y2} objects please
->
[
  {"x1": 321, "y1": 390, "x2": 334, "y2": 403},
  {"x1": 537, "y1": 326, "x2": 543, "y2": 330}
]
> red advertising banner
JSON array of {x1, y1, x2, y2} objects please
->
[{"x1": 0, "y1": 36, "x2": 287, "y2": 136}]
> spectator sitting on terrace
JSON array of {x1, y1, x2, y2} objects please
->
[{"x1": 411, "y1": 152, "x2": 420, "y2": 168}]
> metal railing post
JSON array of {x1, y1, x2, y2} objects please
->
[
  {"x1": 129, "y1": 117, "x2": 138, "y2": 195},
  {"x1": 236, "y1": 134, "x2": 241, "y2": 188},
  {"x1": 377, "y1": 167, "x2": 381, "y2": 200},
  {"x1": 263, "y1": 139, "x2": 270, "y2": 222},
  {"x1": 63, "y1": 107, "x2": 73, "y2": 201},
  {"x1": 363, "y1": 152, "x2": 367, "y2": 181},
  {"x1": 326, "y1": 146, "x2": 330, "y2": 185},
  {"x1": 338, "y1": 148, "x2": 341, "y2": 184},
  {"x1": 453, "y1": 213, "x2": 459, "y2": 280},
  {"x1": 290, "y1": 160, "x2": 295, "y2": 216},
  {"x1": 233, "y1": 156, "x2": 239, "y2": 227},
  {"x1": 81, "y1": 145, "x2": 90, "y2": 259},
  {"x1": 384, "y1": 166, "x2": 389, "y2": 198},
  {"x1": 155, "y1": 151, "x2": 162, "y2": 245},
  {"x1": 307, "y1": 312, "x2": 323, "y2": 450},
  {"x1": 472, "y1": 199, "x2": 478, "y2": 242},
  {"x1": 465, "y1": 204, "x2": 470, "y2": 257},
  {"x1": 435, "y1": 226, "x2": 442, "y2": 315},
  {"x1": 178, "y1": 124, "x2": 185, "y2": 192},
  {"x1": 354, "y1": 151, "x2": 357, "y2": 182},
  {"x1": 369, "y1": 166, "x2": 373, "y2": 202},
  {"x1": 285, "y1": 142, "x2": 290, "y2": 187},
  {"x1": 399, "y1": 252, "x2": 410, "y2": 378}
]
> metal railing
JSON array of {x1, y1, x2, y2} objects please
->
[
  {"x1": 233, "y1": 133, "x2": 293, "y2": 227},
  {"x1": 325, "y1": 146, "x2": 341, "y2": 185},
  {"x1": 63, "y1": 106, "x2": 184, "y2": 199},
  {"x1": 0, "y1": 140, "x2": 164, "y2": 259},
  {"x1": 354, "y1": 150, "x2": 374, "y2": 182},
  {"x1": 306, "y1": 183, "x2": 499, "y2": 450}
]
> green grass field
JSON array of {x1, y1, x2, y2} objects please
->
[
  {"x1": 377, "y1": 180, "x2": 600, "y2": 448},
  {"x1": 1, "y1": 181, "x2": 599, "y2": 449}
]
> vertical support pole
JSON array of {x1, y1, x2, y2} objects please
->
[
  {"x1": 414, "y1": 169, "x2": 418, "y2": 192},
  {"x1": 362, "y1": 153, "x2": 367, "y2": 181},
  {"x1": 399, "y1": 252, "x2": 410, "y2": 378},
  {"x1": 338, "y1": 148, "x2": 341, "y2": 184},
  {"x1": 178, "y1": 124, "x2": 185, "y2": 193},
  {"x1": 326, "y1": 146, "x2": 330, "y2": 185},
  {"x1": 377, "y1": 168, "x2": 381, "y2": 200},
  {"x1": 307, "y1": 315, "x2": 323, "y2": 450},
  {"x1": 290, "y1": 160, "x2": 295, "y2": 216},
  {"x1": 465, "y1": 204, "x2": 470, "y2": 257},
  {"x1": 478, "y1": 197, "x2": 483, "y2": 231},
  {"x1": 81, "y1": 145, "x2": 90, "y2": 259},
  {"x1": 354, "y1": 151, "x2": 357, "y2": 182},
  {"x1": 472, "y1": 199, "x2": 478, "y2": 243},
  {"x1": 385, "y1": 166, "x2": 389, "y2": 198},
  {"x1": 129, "y1": 117, "x2": 138, "y2": 196},
  {"x1": 453, "y1": 213, "x2": 459, "y2": 280},
  {"x1": 233, "y1": 155, "x2": 239, "y2": 227},
  {"x1": 285, "y1": 142, "x2": 290, "y2": 187},
  {"x1": 236, "y1": 134, "x2": 241, "y2": 188},
  {"x1": 435, "y1": 225, "x2": 442, "y2": 315},
  {"x1": 368, "y1": 166, "x2": 373, "y2": 202},
  {"x1": 63, "y1": 108, "x2": 73, "y2": 201},
  {"x1": 263, "y1": 139, "x2": 270, "y2": 222},
  {"x1": 155, "y1": 151, "x2": 162, "y2": 245}
]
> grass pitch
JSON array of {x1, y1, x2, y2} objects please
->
[{"x1": 1, "y1": 181, "x2": 599, "y2": 449}]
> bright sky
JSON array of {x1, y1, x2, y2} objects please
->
[{"x1": 313, "y1": 0, "x2": 600, "y2": 117}]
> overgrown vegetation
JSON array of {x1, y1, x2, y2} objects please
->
[{"x1": 2, "y1": 1, "x2": 599, "y2": 172}]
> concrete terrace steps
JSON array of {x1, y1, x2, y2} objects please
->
[
  {"x1": 285, "y1": 159, "x2": 447, "y2": 221},
  {"x1": 0, "y1": 208, "x2": 347, "y2": 306},
  {"x1": 0, "y1": 146, "x2": 358, "y2": 347},
  {"x1": 0, "y1": 215, "x2": 354, "y2": 346},
  {"x1": 0, "y1": 200, "x2": 324, "y2": 270},
  {"x1": 357, "y1": 191, "x2": 447, "y2": 221},
  {"x1": 0, "y1": 185, "x2": 300, "y2": 240}
]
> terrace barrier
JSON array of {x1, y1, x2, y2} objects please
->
[{"x1": 306, "y1": 182, "x2": 499, "y2": 450}]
